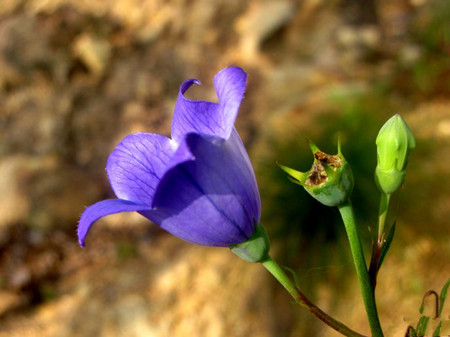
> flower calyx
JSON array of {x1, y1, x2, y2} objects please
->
[
  {"x1": 279, "y1": 139, "x2": 354, "y2": 207},
  {"x1": 230, "y1": 222, "x2": 270, "y2": 263}
]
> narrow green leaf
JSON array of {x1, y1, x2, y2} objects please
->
[
  {"x1": 378, "y1": 221, "x2": 396, "y2": 270},
  {"x1": 419, "y1": 295, "x2": 426, "y2": 315},
  {"x1": 406, "y1": 326, "x2": 416, "y2": 337},
  {"x1": 282, "y1": 266, "x2": 301, "y2": 290},
  {"x1": 438, "y1": 277, "x2": 450, "y2": 317},
  {"x1": 406, "y1": 326, "x2": 417, "y2": 337},
  {"x1": 432, "y1": 321, "x2": 442, "y2": 337},
  {"x1": 415, "y1": 316, "x2": 429, "y2": 336}
]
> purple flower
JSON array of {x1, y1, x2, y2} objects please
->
[{"x1": 78, "y1": 67, "x2": 261, "y2": 247}]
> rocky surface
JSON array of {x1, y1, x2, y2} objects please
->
[{"x1": 0, "y1": 0, "x2": 449, "y2": 336}]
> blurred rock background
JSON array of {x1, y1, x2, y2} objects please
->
[{"x1": 0, "y1": 0, "x2": 449, "y2": 336}]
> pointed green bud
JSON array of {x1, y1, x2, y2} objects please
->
[
  {"x1": 375, "y1": 114, "x2": 415, "y2": 195},
  {"x1": 230, "y1": 222, "x2": 270, "y2": 263},
  {"x1": 279, "y1": 139, "x2": 354, "y2": 207}
]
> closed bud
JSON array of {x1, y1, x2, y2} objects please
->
[
  {"x1": 375, "y1": 114, "x2": 415, "y2": 195},
  {"x1": 279, "y1": 139, "x2": 354, "y2": 207}
]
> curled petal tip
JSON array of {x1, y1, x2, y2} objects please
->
[
  {"x1": 172, "y1": 67, "x2": 248, "y2": 142},
  {"x1": 180, "y1": 79, "x2": 201, "y2": 95},
  {"x1": 77, "y1": 199, "x2": 153, "y2": 249},
  {"x1": 77, "y1": 232, "x2": 87, "y2": 248}
]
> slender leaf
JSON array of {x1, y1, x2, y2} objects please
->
[
  {"x1": 406, "y1": 326, "x2": 416, "y2": 337},
  {"x1": 419, "y1": 294, "x2": 426, "y2": 315},
  {"x1": 282, "y1": 266, "x2": 301, "y2": 290},
  {"x1": 415, "y1": 316, "x2": 429, "y2": 336},
  {"x1": 438, "y1": 277, "x2": 450, "y2": 317},
  {"x1": 378, "y1": 221, "x2": 396, "y2": 270},
  {"x1": 432, "y1": 321, "x2": 442, "y2": 337}
]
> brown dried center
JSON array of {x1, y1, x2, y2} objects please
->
[
  {"x1": 314, "y1": 151, "x2": 342, "y2": 167},
  {"x1": 305, "y1": 151, "x2": 342, "y2": 186}
]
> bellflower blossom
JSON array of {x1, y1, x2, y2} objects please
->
[{"x1": 78, "y1": 67, "x2": 261, "y2": 247}]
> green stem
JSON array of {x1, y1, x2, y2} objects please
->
[
  {"x1": 377, "y1": 193, "x2": 391, "y2": 240},
  {"x1": 338, "y1": 201, "x2": 384, "y2": 337},
  {"x1": 262, "y1": 255, "x2": 367, "y2": 337},
  {"x1": 369, "y1": 192, "x2": 392, "y2": 290}
]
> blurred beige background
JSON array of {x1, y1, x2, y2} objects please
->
[{"x1": 0, "y1": 0, "x2": 449, "y2": 336}]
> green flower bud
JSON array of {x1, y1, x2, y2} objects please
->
[
  {"x1": 230, "y1": 222, "x2": 270, "y2": 263},
  {"x1": 279, "y1": 139, "x2": 354, "y2": 207},
  {"x1": 375, "y1": 114, "x2": 415, "y2": 195}
]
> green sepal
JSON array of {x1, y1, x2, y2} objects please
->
[
  {"x1": 308, "y1": 139, "x2": 321, "y2": 154},
  {"x1": 278, "y1": 163, "x2": 308, "y2": 185},
  {"x1": 375, "y1": 167, "x2": 406, "y2": 195},
  {"x1": 230, "y1": 222, "x2": 270, "y2": 263}
]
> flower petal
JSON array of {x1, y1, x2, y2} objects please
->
[
  {"x1": 106, "y1": 133, "x2": 177, "y2": 205},
  {"x1": 171, "y1": 67, "x2": 247, "y2": 143},
  {"x1": 78, "y1": 199, "x2": 152, "y2": 247},
  {"x1": 150, "y1": 130, "x2": 261, "y2": 246}
]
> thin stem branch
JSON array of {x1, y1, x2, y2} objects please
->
[
  {"x1": 338, "y1": 201, "x2": 384, "y2": 337},
  {"x1": 262, "y1": 255, "x2": 367, "y2": 337},
  {"x1": 370, "y1": 192, "x2": 393, "y2": 292},
  {"x1": 377, "y1": 193, "x2": 391, "y2": 240}
]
